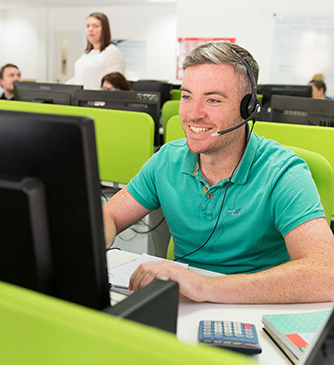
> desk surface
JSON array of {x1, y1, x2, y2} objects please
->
[{"x1": 106, "y1": 249, "x2": 333, "y2": 365}]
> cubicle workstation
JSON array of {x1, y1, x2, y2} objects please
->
[
  {"x1": 75, "y1": 88, "x2": 162, "y2": 146},
  {"x1": 0, "y1": 108, "x2": 258, "y2": 365},
  {"x1": 0, "y1": 100, "x2": 154, "y2": 186}
]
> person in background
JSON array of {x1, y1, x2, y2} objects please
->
[
  {"x1": 309, "y1": 79, "x2": 333, "y2": 100},
  {"x1": 101, "y1": 72, "x2": 133, "y2": 91},
  {"x1": 67, "y1": 12, "x2": 125, "y2": 90},
  {"x1": 312, "y1": 73, "x2": 325, "y2": 82},
  {"x1": 103, "y1": 41, "x2": 334, "y2": 304},
  {"x1": 0, "y1": 63, "x2": 21, "y2": 100}
]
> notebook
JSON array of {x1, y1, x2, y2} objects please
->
[{"x1": 262, "y1": 310, "x2": 332, "y2": 364}]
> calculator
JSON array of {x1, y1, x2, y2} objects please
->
[{"x1": 198, "y1": 320, "x2": 262, "y2": 355}]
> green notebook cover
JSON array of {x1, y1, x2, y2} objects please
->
[{"x1": 262, "y1": 310, "x2": 331, "y2": 363}]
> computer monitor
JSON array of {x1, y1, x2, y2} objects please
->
[
  {"x1": 270, "y1": 95, "x2": 334, "y2": 126},
  {"x1": 257, "y1": 84, "x2": 312, "y2": 121},
  {"x1": 14, "y1": 81, "x2": 83, "y2": 105},
  {"x1": 131, "y1": 80, "x2": 173, "y2": 109},
  {"x1": 0, "y1": 109, "x2": 179, "y2": 333},
  {"x1": 0, "y1": 109, "x2": 109, "y2": 310},
  {"x1": 76, "y1": 89, "x2": 161, "y2": 145}
]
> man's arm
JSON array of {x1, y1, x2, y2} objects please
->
[
  {"x1": 129, "y1": 217, "x2": 334, "y2": 303},
  {"x1": 103, "y1": 187, "x2": 151, "y2": 248}
]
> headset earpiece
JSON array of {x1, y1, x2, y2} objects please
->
[
  {"x1": 240, "y1": 93, "x2": 252, "y2": 119},
  {"x1": 233, "y1": 49, "x2": 262, "y2": 121}
]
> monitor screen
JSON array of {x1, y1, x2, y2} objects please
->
[
  {"x1": 257, "y1": 84, "x2": 312, "y2": 121},
  {"x1": 14, "y1": 81, "x2": 83, "y2": 106},
  {"x1": 76, "y1": 89, "x2": 161, "y2": 145},
  {"x1": 0, "y1": 109, "x2": 109, "y2": 310},
  {"x1": 270, "y1": 95, "x2": 334, "y2": 126}
]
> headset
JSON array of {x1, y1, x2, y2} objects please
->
[
  {"x1": 211, "y1": 50, "x2": 262, "y2": 137},
  {"x1": 175, "y1": 50, "x2": 262, "y2": 262}
]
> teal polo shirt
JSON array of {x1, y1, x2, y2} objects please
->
[{"x1": 127, "y1": 133, "x2": 325, "y2": 274}]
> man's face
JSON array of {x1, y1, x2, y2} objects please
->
[
  {"x1": 179, "y1": 63, "x2": 246, "y2": 156},
  {"x1": 0, "y1": 66, "x2": 21, "y2": 93}
]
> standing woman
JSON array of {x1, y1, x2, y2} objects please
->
[{"x1": 68, "y1": 12, "x2": 125, "y2": 90}]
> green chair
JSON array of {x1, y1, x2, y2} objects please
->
[
  {"x1": 253, "y1": 121, "x2": 334, "y2": 216},
  {"x1": 0, "y1": 100, "x2": 154, "y2": 185},
  {"x1": 165, "y1": 115, "x2": 185, "y2": 143},
  {"x1": 283, "y1": 146, "x2": 333, "y2": 225},
  {"x1": 172, "y1": 89, "x2": 181, "y2": 100},
  {"x1": 0, "y1": 280, "x2": 256, "y2": 365},
  {"x1": 161, "y1": 100, "x2": 180, "y2": 142}
]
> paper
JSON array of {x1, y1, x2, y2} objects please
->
[{"x1": 108, "y1": 253, "x2": 188, "y2": 288}]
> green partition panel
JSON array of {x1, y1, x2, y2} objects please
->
[
  {"x1": 0, "y1": 100, "x2": 154, "y2": 185},
  {"x1": 0, "y1": 281, "x2": 257, "y2": 365},
  {"x1": 253, "y1": 121, "x2": 334, "y2": 216}
]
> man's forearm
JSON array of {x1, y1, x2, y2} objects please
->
[{"x1": 201, "y1": 259, "x2": 334, "y2": 304}]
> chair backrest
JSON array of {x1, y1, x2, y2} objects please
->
[
  {"x1": 165, "y1": 115, "x2": 185, "y2": 143},
  {"x1": 283, "y1": 145, "x2": 333, "y2": 225},
  {"x1": 161, "y1": 101, "x2": 180, "y2": 142},
  {"x1": 0, "y1": 280, "x2": 255, "y2": 364},
  {"x1": 253, "y1": 121, "x2": 334, "y2": 216},
  {"x1": 0, "y1": 100, "x2": 154, "y2": 185},
  {"x1": 172, "y1": 89, "x2": 181, "y2": 100}
]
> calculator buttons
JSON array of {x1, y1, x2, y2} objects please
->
[{"x1": 198, "y1": 320, "x2": 262, "y2": 355}]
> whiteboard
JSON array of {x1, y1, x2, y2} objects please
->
[{"x1": 270, "y1": 14, "x2": 334, "y2": 97}]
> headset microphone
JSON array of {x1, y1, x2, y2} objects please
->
[
  {"x1": 211, "y1": 50, "x2": 262, "y2": 137},
  {"x1": 211, "y1": 104, "x2": 261, "y2": 137}
]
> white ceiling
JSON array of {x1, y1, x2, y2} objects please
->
[{"x1": 0, "y1": 0, "x2": 176, "y2": 8}]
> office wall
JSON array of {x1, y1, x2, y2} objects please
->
[
  {"x1": 0, "y1": 1, "x2": 333, "y2": 84},
  {"x1": 177, "y1": 0, "x2": 334, "y2": 85},
  {"x1": 0, "y1": 7, "x2": 48, "y2": 81},
  {"x1": 0, "y1": 5, "x2": 177, "y2": 83}
]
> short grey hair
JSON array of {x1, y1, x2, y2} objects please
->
[{"x1": 182, "y1": 42, "x2": 259, "y2": 93}]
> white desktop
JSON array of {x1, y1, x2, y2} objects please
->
[{"x1": 106, "y1": 249, "x2": 333, "y2": 365}]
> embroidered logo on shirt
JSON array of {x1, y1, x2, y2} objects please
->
[{"x1": 227, "y1": 208, "x2": 245, "y2": 216}]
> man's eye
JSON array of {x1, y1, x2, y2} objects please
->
[{"x1": 208, "y1": 98, "x2": 219, "y2": 103}]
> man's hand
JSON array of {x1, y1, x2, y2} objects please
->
[{"x1": 129, "y1": 260, "x2": 209, "y2": 302}]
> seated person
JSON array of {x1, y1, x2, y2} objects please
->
[
  {"x1": 309, "y1": 79, "x2": 333, "y2": 100},
  {"x1": 103, "y1": 41, "x2": 334, "y2": 304},
  {"x1": 101, "y1": 72, "x2": 132, "y2": 91},
  {"x1": 0, "y1": 63, "x2": 21, "y2": 100}
]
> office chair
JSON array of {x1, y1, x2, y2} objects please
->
[
  {"x1": 253, "y1": 121, "x2": 334, "y2": 216},
  {"x1": 161, "y1": 101, "x2": 180, "y2": 142}
]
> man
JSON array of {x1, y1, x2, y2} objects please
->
[
  {"x1": 103, "y1": 42, "x2": 334, "y2": 304},
  {"x1": 0, "y1": 63, "x2": 21, "y2": 100},
  {"x1": 309, "y1": 79, "x2": 332, "y2": 100}
]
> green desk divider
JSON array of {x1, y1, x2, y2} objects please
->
[{"x1": 0, "y1": 281, "x2": 258, "y2": 365}]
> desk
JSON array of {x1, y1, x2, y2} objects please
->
[{"x1": 106, "y1": 250, "x2": 333, "y2": 365}]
